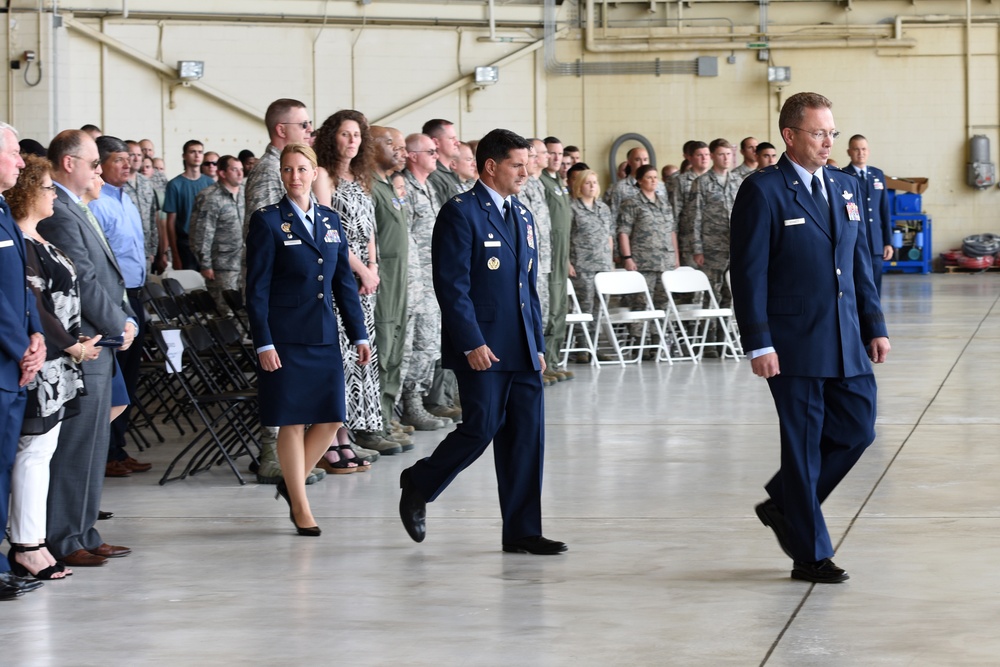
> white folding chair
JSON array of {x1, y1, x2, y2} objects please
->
[
  {"x1": 560, "y1": 279, "x2": 598, "y2": 367},
  {"x1": 661, "y1": 269, "x2": 740, "y2": 362},
  {"x1": 158, "y1": 268, "x2": 207, "y2": 292},
  {"x1": 593, "y1": 270, "x2": 670, "y2": 366},
  {"x1": 723, "y1": 270, "x2": 744, "y2": 357}
]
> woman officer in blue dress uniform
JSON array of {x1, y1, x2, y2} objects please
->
[{"x1": 245, "y1": 143, "x2": 370, "y2": 536}]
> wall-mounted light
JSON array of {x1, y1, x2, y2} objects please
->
[
  {"x1": 177, "y1": 60, "x2": 205, "y2": 82},
  {"x1": 767, "y1": 66, "x2": 791, "y2": 83},
  {"x1": 474, "y1": 66, "x2": 499, "y2": 86}
]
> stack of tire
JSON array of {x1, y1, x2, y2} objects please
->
[{"x1": 940, "y1": 234, "x2": 1000, "y2": 270}]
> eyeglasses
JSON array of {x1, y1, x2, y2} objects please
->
[
  {"x1": 411, "y1": 149, "x2": 438, "y2": 155},
  {"x1": 70, "y1": 155, "x2": 101, "y2": 169},
  {"x1": 279, "y1": 120, "x2": 313, "y2": 130},
  {"x1": 40, "y1": 185, "x2": 56, "y2": 192},
  {"x1": 203, "y1": 161, "x2": 218, "y2": 167},
  {"x1": 788, "y1": 127, "x2": 840, "y2": 141}
]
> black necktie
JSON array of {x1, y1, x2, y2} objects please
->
[
  {"x1": 502, "y1": 201, "x2": 516, "y2": 240},
  {"x1": 856, "y1": 168, "x2": 865, "y2": 180},
  {"x1": 812, "y1": 174, "x2": 831, "y2": 229}
]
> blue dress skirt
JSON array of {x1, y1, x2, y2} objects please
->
[
  {"x1": 111, "y1": 355, "x2": 130, "y2": 407},
  {"x1": 256, "y1": 342, "x2": 347, "y2": 426}
]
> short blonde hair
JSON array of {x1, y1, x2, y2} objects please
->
[
  {"x1": 571, "y1": 169, "x2": 599, "y2": 199},
  {"x1": 280, "y1": 142, "x2": 317, "y2": 169}
]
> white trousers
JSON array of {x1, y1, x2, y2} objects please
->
[{"x1": 9, "y1": 421, "x2": 62, "y2": 544}]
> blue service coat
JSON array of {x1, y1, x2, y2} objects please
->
[
  {"x1": 730, "y1": 155, "x2": 887, "y2": 378},
  {"x1": 245, "y1": 197, "x2": 366, "y2": 349},
  {"x1": 431, "y1": 181, "x2": 544, "y2": 372},
  {"x1": 843, "y1": 164, "x2": 892, "y2": 257},
  {"x1": 0, "y1": 204, "x2": 42, "y2": 392}
]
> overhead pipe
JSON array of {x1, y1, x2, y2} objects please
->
[
  {"x1": 479, "y1": 0, "x2": 536, "y2": 43},
  {"x1": 583, "y1": 0, "x2": 915, "y2": 52}
]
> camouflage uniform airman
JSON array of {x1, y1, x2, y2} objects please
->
[
  {"x1": 730, "y1": 162, "x2": 755, "y2": 185},
  {"x1": 400, "y1": 169, "x2": 447, "y2": 428},
  {"x1": 519, "y1": 175, "x2": 552, "y2": 321},
  {"x1": 242, "y1": 144, "x2": 284, "y2": 288},
  {"x1": 690, "y1": 169, "x2": 740, "y2": 307},
  {"x1": 668, "y1": 170, "x2": 702, "y2": 267},
  {"x1": 617, "y1": 190, "x2": 677, "y2": 308},
  {"x1": 149, "y1": 168, "x2": 168, "y2": 196},
  {"x1": 605, "y1": 176, "x2": 666, "y2": 222},
  {"x1": 123, "y1": 172, "x2": 159, "y2": 265},
  {"x1": 190, "y1": 180, "x2": 245, "y2": 314},
  {"x1": 569, "y1": 197, "x2": 614, "y2": 321}
]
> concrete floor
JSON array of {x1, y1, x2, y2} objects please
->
[{"x1": 3, "y1": 273, "x2": 998, "y2": 666}]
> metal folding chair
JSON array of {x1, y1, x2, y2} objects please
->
[
  {"x1": 560, "y1": 279, "x2": 598, "y2": 367},
  {"x1": 593, "y1": 270, "x2": 670, "y2": 366}
]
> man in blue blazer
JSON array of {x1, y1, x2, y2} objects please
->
[
  {"x1": 730, "y1": 93, "x2": 890, "y2": 583},
  {"x1": 399, "y1": 129, "x2": 566, "y2": 555},
  {"x1": 0, "y1": 122, "x2": 46, "y2": 598},
  {"x1": 844, "y1": 135, "x2": 893, "y2": 295}
]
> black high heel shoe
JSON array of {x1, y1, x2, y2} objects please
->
[
  {"x1": 275, "y1": 479, "x2": 322, "y2": 537},
  {"x1": 8, "y1": 545, "x2": 67, "y2": 580}
]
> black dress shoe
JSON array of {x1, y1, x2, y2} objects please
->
[
  {"x1": 98, "y1": 511, "x2": 114, "y2": 520},
  {"x1": 502, "y1": 535, "x2": 568, "y2": 555},
  {"x1": 399, "y1": 469, "x2": 426, "y2": 543},
  {"x1": 0, "y1": 571, "x2": 44, "y2": 592},
  {"x1": 791, "y1": 558, "x2": 849, "y2": 584},
  {"x1": 0, "y1": 583, "x2": 23, "y2": 600},
  {"x1": 755, "y1": 499, "x2": 793, "y2": 559}
]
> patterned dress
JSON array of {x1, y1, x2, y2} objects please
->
[
  {"x1": 330, "y1": 178, "x2": 383, "y2": 432},
  {"x1": 22, "y1": 238, "x2": 85, "y2": 434}
]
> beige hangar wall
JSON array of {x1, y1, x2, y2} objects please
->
[{"x1": 2, "y1": 0, "x2": 1000, "y2": 252}]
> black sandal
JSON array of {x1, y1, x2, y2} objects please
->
[
  {"x1": 316, "y1": 447, "x2": 359, "y2": 474},
  {"x1": 8, "y1": 545, "x2": 68, "y2": 580},
  {"x1": 337, "y1": 444, "x2": 371, "y2": 472}
]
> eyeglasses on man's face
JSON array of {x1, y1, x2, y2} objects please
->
[
  {"x1": 788, "y1": 127, "x2": 840, "y2": 141},
  {"x1": 411, "y1": 149, "x2": 438, "y2": 155},
  {"x1": 279, "y1": 120, "x2": 313, "y2": 130},
  {"x1": 71, "y1": 155, "x2": 101, "y2": 170}
]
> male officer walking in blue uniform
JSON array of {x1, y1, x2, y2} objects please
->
[
  {"x1": 730, "y1": 93, "x2": 890, "y2": 583},
  {"x1": 398, "y1": 128, "x2": 566, "y2": 555},
  {"x1": 844, "y1": 134, "x2": 893, "y2": 295}
]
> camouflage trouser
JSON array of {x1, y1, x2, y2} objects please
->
[
  {"x1": 701, "y1": 257, "x2": 731, "y2": 308},
  {"x1": 206, "y1": 270, "x2": 240, "y2": 316},
  {"x1": 537, "y1": 270, "x2": 550, "y2": 326},
  {"x1": 401, "y1": 283, "x2": 440, "y2": 397},
  {"x1": 570, "y1": 270, "x2": 598, "y2": 343},
  {"x1": 700, "y1": 257, "x2": 731, "y2": 344},
  {"x1": 638, "y1": 270, "x2": 669, "y2": 311}
]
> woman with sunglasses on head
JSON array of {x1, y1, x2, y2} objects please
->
[
  {"x1": 5, "y1": 155, "x2": 102, "y2": 579},
  {"x1": 245, "y1": 143, "x2": 370, "y2": 536}
]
